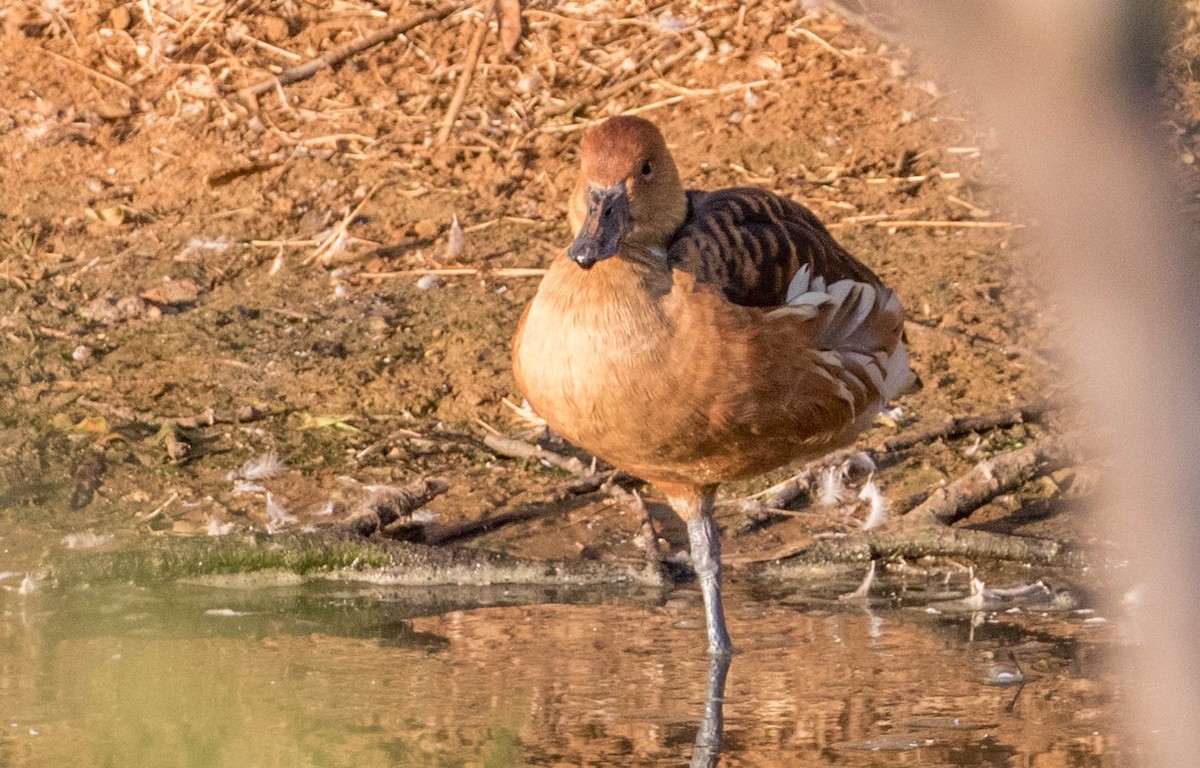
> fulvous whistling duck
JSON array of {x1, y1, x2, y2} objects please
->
[{"x1": 513, "y1": 116, "x2": 916, "y2": 654}]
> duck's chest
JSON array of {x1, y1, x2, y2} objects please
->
[{"x1": 513, "y1": 265, "x2": 681, "y2": 442}]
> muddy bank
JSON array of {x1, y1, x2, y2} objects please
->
[{"x1": 2, "y1": 0, "x2": 1196, "y2": 582}]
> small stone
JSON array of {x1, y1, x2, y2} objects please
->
[
  {"x1": 72, "y1": 345, "x2": 92, "y2": 362},
  {"x1": 108, "y1": 5, "x2": 132, "y2": 30},
  {"x1": 413, "y1": 219, "x2": 439, "y2": 239},
  {"x1": 97, "y1": 100, "x2": 133, "y2": 120},
  {"x1": 259, "y1": 16, "x2": 289, "y2": 43},
  {"x1": 416, "y1": 275, "x2": 438, "y2": 291}
]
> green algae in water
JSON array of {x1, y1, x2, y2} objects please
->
[
  {"x1": 44, "y1": 534, "x2": 398, "y2": 585},
  {"x1": 42, "y1": 532, "x2": 667, "y2": 590}
]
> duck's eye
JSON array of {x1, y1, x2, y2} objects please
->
[{"x1": 641, "y1": 160, "x2": 653, "y2": 179}]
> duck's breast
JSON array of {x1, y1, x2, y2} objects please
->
[{"x1": 514, "y1": 259, "x2": 681, "y2": 463}]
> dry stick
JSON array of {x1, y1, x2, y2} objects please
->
[
  {"x1": 872, "y1": 220, "x2": 1019, "y2": 229},
  {"x1": 483, "y1": 433, "x2": 590, "y2": 476},
  {"x1": 435, "y1": 9, "x2": 491, "y2": 146},
  {"x1": 41, "y1": 47, "x2": 135, "y2": 94},
  {"x1": 596, "y1": 39, "x2": 702, "y2": 104},
  {"x1": 345, "y1": 479, "x2": 450, "y2": 538},
  {"x1": 424, "y1": 492, "x2": 593, "y2": 545},
  {"x1": 727, "y1": 436, "x2": 1076, "y2": 567},
  {"x1": 898, "y1": 433, "x2": 1081, "y2": 527},
  {"x1": 539, "y1": 78, "x2": 786, "y2": 136},
  {"x1": 306, "y1": 183, "x2": 384, "y2": 265},
  {"x1": 879, "y1": 401, "x2": 1057, "y2": 453},
  {"x1": 739, "y1": 401, "x2": 1057, "y2": 512},
  {"x1": 238, "y1": 3, "x2": 460, "y2": 99},
  {"x1": 793, "y1": 27, "x2": 850, "y2": 58},
  {"x1": 745, "y1": 526, "x2": 1066, "y2": 568},
  {"x1": 545, "y1": 15, "x2": 737, "y2": 119},
  {"x1": 78, "y1": 398, "x2": 283, "y2": 429},
  {"x1": 361, "y1": 267, "x2": 546, "y2": 279},
  {"x1": 425, "y1": 434, "x2": 629, "y2": 544}
]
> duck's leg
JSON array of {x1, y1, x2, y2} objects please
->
[{"x1": 672, "y1": 491, "x2": 733, "y2": 655}]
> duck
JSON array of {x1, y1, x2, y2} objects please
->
[{"x1": 512, "y1": 115, "x2": 916, "y2": 654}]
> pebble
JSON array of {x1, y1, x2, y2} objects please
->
[
  {"x1": 108, "y1": 5, "x2": 132, "y2": 30},
  {"x1": 72, "y1": 345, "x2": 92, "y2": 361},
  {"x1": 259, "y1": 16, "x2": 289, "y2": 43},
  {"x1": 416, "y1": 275, "x2": 438, "y2": 291},
  {"x1": 414, "y1": 219, "x2": 439, "y2": 239}
]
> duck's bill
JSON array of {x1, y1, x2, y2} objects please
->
[{"x1": 568, "y1": 183, "x2": 630, "y2": 268}]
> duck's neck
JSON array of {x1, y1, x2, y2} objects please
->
[{"x1": 545, "y1": 249, "x2": 671, "y2": 307}]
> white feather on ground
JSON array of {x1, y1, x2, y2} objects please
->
[{"x1": 859, "y1": 478, "x2": 889, "y2": 530}]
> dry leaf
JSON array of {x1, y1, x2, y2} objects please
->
[{"x1": 496, "y1": 0, "x2": 522, "y2": 56}]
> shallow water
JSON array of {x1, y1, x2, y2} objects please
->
[{"x1": 0, "y1": 577, "x2": 1122, "y2": 767}]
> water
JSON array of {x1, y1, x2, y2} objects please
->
[{"x1": 0, "y1": 578, "x2": 1122, "y2": 767}]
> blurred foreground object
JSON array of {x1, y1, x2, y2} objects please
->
[{"x1": 885, "y1": 1, "x2": 1197, "y2": 764}]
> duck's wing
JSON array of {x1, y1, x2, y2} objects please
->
[
  {"x1": 668, "y1": 188, "x2": 880, "y2": 307},
  {"x1": 764, "y1": 265, "x2": 916, "y2": 416},
  {"x1": 606, "y1": 268, "x2": 913, "y2": 487}
]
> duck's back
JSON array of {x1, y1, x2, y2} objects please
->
[{"x1": 669, "y1": 188, "x2": 881, "y2": 308}]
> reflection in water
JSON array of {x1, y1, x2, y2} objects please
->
[
  {"x1": 0, "y1": 581, "x2": 1122, "y2": 766},
  {"x1": 689, "y1": 653, "x2": 731, "y2": 768}
]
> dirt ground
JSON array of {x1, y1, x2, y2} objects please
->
[{"x1": 0, "y1": 1, "x2": 1195, "y2": 575}]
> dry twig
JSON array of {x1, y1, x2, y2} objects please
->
[
  {"x1": 873, "y1": 220, "x2": 1019, "y2": 230},
  {"x1": 361, "y1": 267, "x2": 546, "y2": 279},
  {"x1": 78, "y1": 398, "x2": 282, "y2": 429},
  {"x1": 483, "y1": 433, "x2": 589, "y2": 476},
  {"x1": 898, "y1": 433, "x2": 1081, "y2": 527},
  {"x1": 736, "y1": 401, "x2": 1057, "y2": 512},
  {"x1": 741, "y1": 526, "x2": 1067, "y2": 568},
  {"x1": 40, "y1": 47, "x2": 134, "y2": 94},
  {"x1": 436, "y1": 7, "x2": 492, "y2": 145},
  {"x1": 238, "y1": 3, "x2": 460, "y2": 99}
]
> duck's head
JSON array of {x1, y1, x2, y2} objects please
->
[{"x1": 567, "y1": 116, "x2": 688, "y2": 269}]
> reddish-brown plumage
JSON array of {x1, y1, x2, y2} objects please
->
[
  {"x1": 513, "y1": 115, "x2": 915, "y2": 652},
  {"x1": 518, "y1": 116, "x2": 909, "y2": 499}
]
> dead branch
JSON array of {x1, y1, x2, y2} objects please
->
[
  {"x1": 484, "y1": 433, "x2": 591, "y2": 475},
  {"x1": 878, "y1": 401, "x2": 1057, "y2": 453},
  {"x1": 870, "y1": 220, "x2": 1020, "y2": 229},
  {"x1": 238, "y1": 3, "x2": 460, "y2": 99},
  {"x1": 450, "y1": 434, "x2": 646, "y2": 544},
  {"x1": 758, "y1": 526, "x2": 1066, "y2": 568},
  {"x1": 78, "y1": 398, "x2": 283, "y2": 429},
  {"x1": 544, "y1": 14, "x2": 738, "y2": 118},
  {"x1": 424, "y1": 491, "x2": 593, "y2": 545},
  {"x1": 345, "y1": 479, "x2": 450, "y2": 538},
  {"x1": 436, "y1": 8, "x2": 492, "y2": 146},
  {"x1": 360, "y1": 267, "x2": 546, "y2": 279},
  {"x1": 737, "y1": 401, "x2": 1057, "y2": 513},
  {"x1": 40, "y1": 47, "x2": 134, "y2": 94},
  {"x1": 898, "y1": 433, "x2": 1081, "y2": 527}
]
